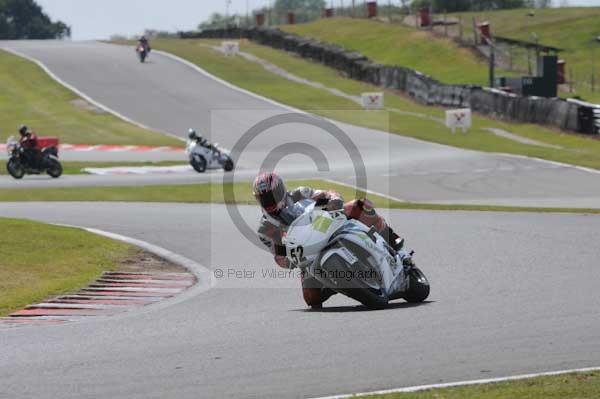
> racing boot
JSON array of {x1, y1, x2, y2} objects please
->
[
  {"x1": 301, "y1": 271, "x2": 336, "y2": 309},
  {"x1": 302, "y1": 287, "x2": 336, "y2": 309}
]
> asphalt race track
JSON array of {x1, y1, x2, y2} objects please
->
[
  {"x1": 1, "y1": 203, "x2": 600, "y2": 399},
  {"x1": 1, "y1": 41, "x2": 600, "y2": 399},
  {"x1": 1, "y1": 41, "x2": 600, "y2": 208}
]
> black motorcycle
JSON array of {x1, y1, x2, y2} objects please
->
[
  {"x1": 136, "y1": 44, "x2": 148, "y2": 63},
  {"x1": 5, "y1": 136, "x2": 63, "y2": 179}
]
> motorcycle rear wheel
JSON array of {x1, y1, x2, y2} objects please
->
[
  {"x1": 46, "y1": 158, "x2": 63, "y2": 178},
  {"x1": 7, "y1": 159, "x2": 25, "y2": 179}
]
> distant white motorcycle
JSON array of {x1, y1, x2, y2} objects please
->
[
  {"x1": 186, "y1": 138, "x2": 234, "y2": 173},
  {"x1": 283, "y1": 199, "x2": 430, "y2": 309}
]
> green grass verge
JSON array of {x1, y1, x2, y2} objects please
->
[
  {"x1": 0, "y1": 161, "x2": 188, "y2": 176},
  {"x1": 0, "y1": 49, "x2": 180, "y2": 146},
  {"x1": 281, "y1": 17, "x2": 512, "y2": 86},
  {"x1": 140, "y1": 38, "x2": 600, "y2": 170},
  {"x1": 283, "y1": 12, "x2": 600, "y2": 104},
  {"x1": 363, "y1": 370, "x2": 600, "y2": 399},
  {"x1": 452, "y1": 7, "x2": 600, "y2": 103},
  {"x1": 0, "y1": 218, "x2": 134, "y2": 316},
  {"x1": 0, "y1": 180, "x2": 598, "y2": 214}
]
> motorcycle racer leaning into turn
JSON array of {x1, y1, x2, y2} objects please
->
[
  {"x1": 188, "y1": 129, "x2": 209, "y2": 147},
  {"x1": 254, "y1": 172, "x2": 410, "y2": 308},
  {"x1": 188, "y1": 129, "x2": 220, "y2": 155}
]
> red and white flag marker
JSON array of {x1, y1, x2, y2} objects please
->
[
  {"x1": 221, "y1": 41, "x2": 240, "y2": 56},
  {"x1": 361, "y1": 92, "x2": 384, "y2": 110},
  {"x1": 445, "y1": 108, "x2": 472, "y2": 134}
]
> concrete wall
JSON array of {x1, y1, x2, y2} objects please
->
[{"x1": 180, "y1": 27, "x2": 596, "y2": 135}]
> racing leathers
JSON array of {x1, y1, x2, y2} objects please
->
[
  {"x1": 257, "y1": 186, "x2": 402, "y2": 307},
  {"x1": 19, "y1": 131, "x2": 40, "y2": 167},
  {"x1": 138, "y1": 37, "x2": 151, "y2": 52}
]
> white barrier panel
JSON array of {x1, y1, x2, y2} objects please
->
[
  {"x1": 221, "y1": 41, "x2": 240, "y2": 56},
  {"x1": 361, "y1": 92, "x2": 384, "y2": 110},
  {"x1": 445, "y1": 108, "x2": 472, "y2": 133}
]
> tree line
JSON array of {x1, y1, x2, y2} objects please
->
[{"x1": 0, "y1": 0, "x2": 70, "y2": 40}]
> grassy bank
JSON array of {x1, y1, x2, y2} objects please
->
[
  {"x1": 0, "y1": 49, "x2": 179, "y2": 146},
  {"x1": 283, "y1": 12, "x2": 600, "y2": 104},
  {"x1": 0, "y1": 218, "x2": 135, "y2": 316},
  {"x1": 143, "y1": 39, "x2": 600, "y2": 170},
  {"x1": 0, "y1": 180, "x2": 598, "y2": 214},
  {"x1": 282, "y1": 17, "x2": 510, "y2": 86},
  {"x1": 364, "y1": 370, "x2": 600, "y2": 399}
]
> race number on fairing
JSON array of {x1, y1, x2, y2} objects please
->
[{"x1": 289, "y1": 245, "x2": 304, "y2": 265}]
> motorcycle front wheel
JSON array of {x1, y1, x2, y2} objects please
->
[
  {"x1": 190, "y1": 155, "x2": 207, "y2": 173},
  {"x1": 402, "y1": 266, "x2": 430, "y2": 303},
  {"x1": 223, "y1": 158, "x2": 234, "y2": 172},
  {"x1": 46, "y1": 158, "x2": 63, "y2": 178},
  {"x1": 7, "y1": 158, "x2": 25, "y2": 179}
]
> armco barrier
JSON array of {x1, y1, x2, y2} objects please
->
[{"x1": 179, "y1": 27, "x2": 598, "y2": 135}]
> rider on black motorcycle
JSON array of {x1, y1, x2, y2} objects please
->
[
  {"x1": 138, "y1": 35, "x2": 151, "y2": 52},
  {"x1": 6, "y1": 125, "x2": 62, "y2": 179},
  {"x1": 254, "y1": 172, "x2": 404, "y2": 308},
  {"x1": 18, "y1": 125, "x2": 40, "y2": 167}
]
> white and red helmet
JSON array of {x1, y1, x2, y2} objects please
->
[{"x1": 253, "y1": 172, "x2": 287, "y2": 215}]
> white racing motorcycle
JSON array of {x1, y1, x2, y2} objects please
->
[
  {"x1": 186, "y1": 138, "x2": 234, "y2": 173},
  {"x1": 283, "y1": 199, "x2": 430, "y2": 309}
]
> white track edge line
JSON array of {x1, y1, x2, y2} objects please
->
[
  {"x1": 323, "y1": 178, "x2": 407, "y2": 203},
  {"x1": 2, "y1": 222, "x2": 215, "y2": 328},
  {"x1": 496, "y1": 152, "x2": 600, "y2": 175},
  {"x1": 1, "y1": 46, "x2": 184, "y2": 143},
  {"x1": 52, "y1": 223, "x2": 214, "y2": 294},
  {"x1": 154, "y1": 49, "x2": 306, "y2": 115},
  {"x1": 310, "y1": 366, "x2": 600, "y2": 399}
]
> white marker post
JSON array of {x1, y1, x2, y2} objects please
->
[
  {"x1": 361, "y1": 92, "x2": 384, "y2": 110},
  {"x1": 445, "y1": 108, "x2": 472, "y2": 134},
  {"x1": 221, "y1": 41, "x2": 240, "y2": 56}
]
